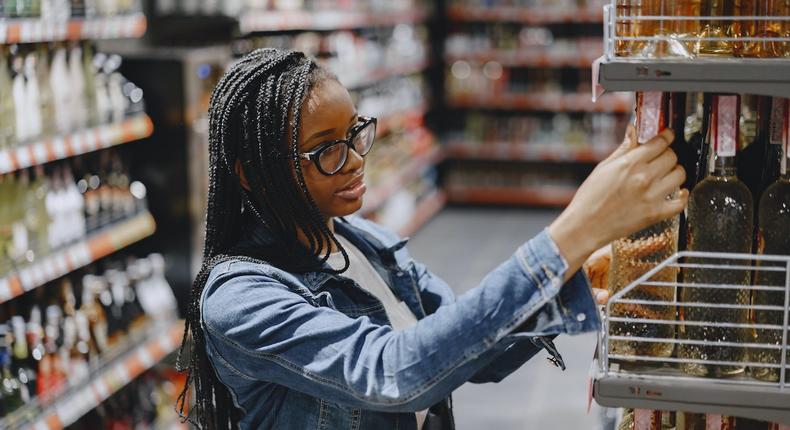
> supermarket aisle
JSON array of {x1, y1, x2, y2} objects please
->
[{"x1": 409, "y1": 207, "x2": 603, "y2": 430}]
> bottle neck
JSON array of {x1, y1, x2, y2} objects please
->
[{"x1": 711, "y1": 153, "x2": 738, "y2": 177}]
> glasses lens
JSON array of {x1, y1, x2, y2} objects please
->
[
  {"x1": 353, "y1": 122, "x2": 376, "y2": 156},
  {"x1": 318, "y1": 142, "x2": 348, "y2": 174}
]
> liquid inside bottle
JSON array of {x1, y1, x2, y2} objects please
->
[
  {"x1": 751, "y1": 98, "x2": 790, "y2": 382},
  {"x1": 609, "y1": 92, "x2": 679, "y2": 369},
  {"x1": 696, "y1": 0, "x2": 738, "y2": 56},
  {"x1": 740, "y1": 0, "x2": 790, "y2": 58},
  {"x1": 680, "y1": 94, "x2": 754, "y2": 378}
]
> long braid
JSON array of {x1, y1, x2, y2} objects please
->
[{"x1": 175, "y1": 49, "x2": 350, "y2": 429}]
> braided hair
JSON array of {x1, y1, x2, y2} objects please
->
[{"x1": 175, "y1": 48, "x2": 351, "y2": 429}]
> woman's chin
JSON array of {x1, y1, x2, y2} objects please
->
[{"x1": 331, "y1": 197, "x2": 364, "y2": 217}]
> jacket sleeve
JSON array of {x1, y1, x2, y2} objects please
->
[
  {"x1": 410, "y1": 244, "x2": 598, "y2": 384},
  {"x1": 200, "y1": 229, "x2": 600, "y2": 413}
]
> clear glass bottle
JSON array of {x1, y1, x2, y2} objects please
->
[
  {"x1": 680, "y1": 94, "x2": 754, "y2": 378},
  {"x1": 740, "y1": 0, "x2": 790, "y2": 57},
  {"x1": 608, "y1": 92, "x2": 679, "y2": 369},
  {"x1": 751, "y1": 98, "x2": 790, "y2": 382},
  {"x1": 695, "y1": 0, "x2": 738, "y2": 56}
]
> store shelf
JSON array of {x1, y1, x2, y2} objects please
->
[
  {"x1": 0, "y1": 211, "x2": 156, "y2": 304},
  {"x1": 447, "y1": 5, "x2": 603, "y2": 24},
  {"x1": 344, "y1": 60, "x2": 428, "y2": 91},
  {"x1": 397, "y1": 190, "x2": 447, "y2": 237},
  {"x1": 446, "y1": 185, "x2": 577, "y2": 207},
  {"x1": 595, "y1": 375, "x2": 790, "y2": 424},
  {"x1": 0, "y1": 13, "x2": 147, "y2": 44},
  {"x1": 239, "y1": 8, "x2": 430, "y2": 33},
  {"x1": 448, "y1": 92, "x2": 633, "y2": 113},
  {"x1": 377, "y1": 105, "x2": 426, "y2": 137},
  {"x1": 0, "y1": 115, "x2": 153, "y2": 175},
  {"x1": 444, "y1": 141, "x2": 612, "y2": 163},
  {"x1": 360, "y1": 143, "x2": 443, "y2": 216},
  {"x1": 446, "y1": 48, "x2": 602, "y2": 69},
  {"x1": 22, "y1": 320, "x2": 185, "y2": 430},
  {"x1": 596, "y1": 58, "x2": 790, "y2": 99}
]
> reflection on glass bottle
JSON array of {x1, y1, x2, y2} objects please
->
[
  {"x1": 751, "y1": 98, "x2": 790, "y2": 383},
  {"x1": 609, "y1": 92, "x2": 679, "y2": 369},
  {"x1": 680, "y1": 94, "x2": 754, "y2": 378},
  {"x1": 696, "y1": 0, "x2": 737, "y2": 56}
]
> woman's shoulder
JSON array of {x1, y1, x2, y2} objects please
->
[{"x1": 199, "y1": 259, "x2": 306, "y2": 331}]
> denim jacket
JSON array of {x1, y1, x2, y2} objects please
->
[{"x1": 199, "y1": 215, "x2": 601, "y2": 429}]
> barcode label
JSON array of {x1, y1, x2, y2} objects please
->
[{"x1": 716, "y1": 96, "x2": 738, "y2": 157}]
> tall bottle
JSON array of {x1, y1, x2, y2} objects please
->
[
  {"x1": 608, "y1": 92, "x2": 679, "y2": 369},
  {"x1": 680, "y1": 94, "x2": 754, "y2": 378},
  {"x1": 740, "y1": 0, "x2": 790, "y2": 58},
  {"x1": 751, "y1": 97, "x2": 790, "y2": 382},
  {"x1": 0, "y1": 323, "x2": 24, "y2": 416},
  {"x1": 696, "y1": 0, "x2": 738, "y2": 56},
  {"x1": 737, "y1": 96, "x2": 773, "y2": 208},
  {"x1": 0, "y1": 48, "x2": 16, "y2": 149}
]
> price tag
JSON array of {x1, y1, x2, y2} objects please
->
[
  {"x1": 54, "y1": 252, "x2": 69, "y2": 276},
  {"x1": 93, "y1": 379, "x2": 110, "y2": 401},
  {"x1": 71, "y1": 132, "x2": 84, "y2": 153},
  {"x1": 0, "y1": 22, "x2": 8, "y2": 44},
  {"x1": 18, "y1": 267, "x2": 34, "y2": 290},
  {"x1": 15, "y1": 146, "x2": 33, "y2": 169},
  {"x1": 32, "y1": 419, "x2": 50, "y2": 430},
  {"x1": 20, "y1": 20, "x2": 34, "y2": 42},
  {"x1": 0, "y1": 150, "x2": 13, "y2": 173},
  {"x1": 32, "y1": 142, "x2": 48, "y2": 164},
  {"x1": 99, "y1": 125, "x2": 114, "y2": 147},
  {"x1": 52, "y1": 137, "x2": 67, "y2": 159},
  {"x1": 138, "y1": 347, "x2": 154, "y2": 367},
  {"x1": 0, "y1": 279, "x2": 12, "y2": 302},
  {"x1": 84, "y1": 130, "x2": 98, "y2": 151}
]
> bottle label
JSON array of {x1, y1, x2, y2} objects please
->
[
  {"x1": 637, "y1": 92, "x2": 665, "y2": 144},
  {"x1": 714, "y1": 95, "x2": 738, "y2": 157},
  {"x1": 770, "y1": 97, "x2": 786, "y2": 145}
]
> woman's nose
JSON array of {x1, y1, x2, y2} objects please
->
[{"x1": 343, "y1": 145, "x2": 364, "y2": 172}]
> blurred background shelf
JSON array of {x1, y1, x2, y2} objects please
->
[
  {"x1": 0, "y1": 115, "x2": 153, "y2": 175},
  {"x1": 444, "y1": 141, "x2": 612, "y2": 163},
  {"x1": 0, "y1": 14, "x2": 147, "y2": 44},
  {"x1": 238, "y1": 7, "x2": 430, "y2": 33},
  {"x1": 447, "y1": 92, "x2": 633, "y2": 113},
  {"x1": 21, "y1": 320, "x2": 184, "y2": 430},
  {"x1": 0, "y1": 211, "x2": 156, "y2": 303},
  {"x1": 446, "y1": 48, "x2": 601, "y2": 69},
  {"x1": 397, "y1": 190, "x2": 447, "y2": 237},
  {"x1": 445, "y1": 185, "x2": 577, "y2": 207},
  {"x1": 446, "y1": 5, "x2": 603, "y2": 24}
]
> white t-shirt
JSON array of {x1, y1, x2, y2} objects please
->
[{"x1": 327, "y1": 235, "x2": 428, "y2": 429}]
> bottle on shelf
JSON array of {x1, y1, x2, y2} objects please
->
[
  {"x1": 608, "y1": 92, "x2": 679, "y2": 369},
  {"x1": 739, "y1": 0, "x2": 790, "y2": 58},
  {"x1": 750, "y1": 97, "x2": 790, "y2": 383},
  {"x1": 680, "y1": 94, "x2": 754, "y2": 378},
  {"x1": 0, "y1": 322, "x2": 25, "y2": 418},
  {"x1": 0, "y1": 48, "x2": 17, "y2": 149},
  {"x1": 696, "y1": 0, "x2": 738, "y2": 57}
]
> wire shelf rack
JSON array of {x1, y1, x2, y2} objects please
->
[
  {"x1": 594, "y1": 251, "x2": 790, "y2": 423},
  {"x1": 594, "y1": 2, "x2": 790, "y2": 97}
]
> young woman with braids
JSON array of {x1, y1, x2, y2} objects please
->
[{"x1": 176, "y1": 48, "x2": 687, "y2": 430}]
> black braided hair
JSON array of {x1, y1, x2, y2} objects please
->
[{"x1": 175, "y1": 49, "x2": 352, "y2": 429}]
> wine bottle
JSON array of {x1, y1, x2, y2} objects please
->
[
  {"x1": 680, "y1": 94, "x2": 754, "y2": 378},
  {"x1": 0, "y1": 323, "x2": 24, "y2": 416},
  {"x1": 608, "y1": 92, "x2": 679, "y2": 369},
  {"x1": 751, "y1": 97, "x2": 790, "y2": 382}
]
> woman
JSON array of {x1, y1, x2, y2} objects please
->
[{"x1": 176, "y1": 49, "x2": 687, "y2": 429}]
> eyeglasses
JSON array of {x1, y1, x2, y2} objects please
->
[{"x1": 298, "y1": 116, "x2": 377, "y2": 176}]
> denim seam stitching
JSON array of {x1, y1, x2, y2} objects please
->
[{"x1": 517, "y1": 246, "x2": 546, "y2": 299}]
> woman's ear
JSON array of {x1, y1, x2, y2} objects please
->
[{"x1": 234, "y1": 160, "x2": 252, "y2": 192}]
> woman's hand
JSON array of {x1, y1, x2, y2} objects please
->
[
  {"x1": 549, "y1": 124, "x2": 688, "y2": 280},
  {"x1": 584, "y1": 245, "x2": 611, "y2": 304}
]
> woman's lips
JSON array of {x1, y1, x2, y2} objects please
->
[{"x1": 335, "y1": 177, "x2": 366, "y2": 200}]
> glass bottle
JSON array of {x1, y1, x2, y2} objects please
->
[
  {"x1": 0, "y1": 47, "x2": 16, "y2": 149},
  {"x1": 0, "y1": 323, "x2": 24, "y2": 416},
  {"x1": 751, "y1": 98, "x2": 790, "y2": 382},
  {"x1": 740, "y1": 0, "x2": 790, "y2": 57},
  {"x1": 680, "y1": 94, "x2": 754, "y2": 378},
  {"x1": 608, "y1": 92, "x2": 679, "y2": 369},
  {"x1": 695, "y1": 0, "x2": 738, "y2": 56}
]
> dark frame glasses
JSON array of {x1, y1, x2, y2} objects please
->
[{"x1": 298, "y1": 116, "x2": 377, "y2": 176}]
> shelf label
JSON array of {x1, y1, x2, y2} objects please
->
[
  {"x1": 84, "y1": 130, "x2": 98, "y2": 151},
  {"x1": 52, "y1": 137, "x2": 67, "y2": 158},
  {"x1": 15, "y1": 147, "x2": 33, "y2": 169},
  {"x1": 0, "y1": 22, "x2": 7, "y2": 44},
  {"x1": 0, "y1": 279, "x2": 11, "y2": 302},
  {"x1": 32, "y1": 142, "x2": 48, "y2": 164}
]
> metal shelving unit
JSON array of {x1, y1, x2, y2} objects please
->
[{"x1": 592, "y1": 3, "x2": 790, "y2": 424}]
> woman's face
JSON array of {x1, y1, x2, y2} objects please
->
[{"x1": 296, "y1": 80, "x2": 366, "y2": 219}]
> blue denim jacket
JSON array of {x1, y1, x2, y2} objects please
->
[{"x1": 200, "y1": 215, "x2": 601, "y2": 429}]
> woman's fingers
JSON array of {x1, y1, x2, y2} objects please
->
[
  {"x1": 627, "y1": 129, "x2": 674, "y2": 163},
  {"x1": 646, "y1": 164, "x2": 687, "y2": 201},
  {"x1": 658, "y1": 188, "x2": 690, "y2": 220},
  {"x1": 593, "y1": 288, "x2": 610, "y2": 305},
  {"x1": 645, "y1": 148, "x2": 678, "y2": 178}
]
